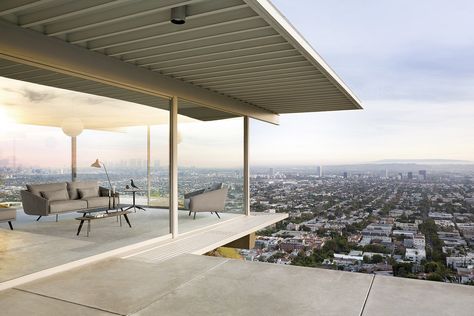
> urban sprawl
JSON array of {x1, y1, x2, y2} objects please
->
[{"x1": 1, "y1": 164, "x2": 474, "y2": 285}]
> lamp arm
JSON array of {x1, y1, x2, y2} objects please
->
[{"x1": 101, "y1": 162, "x2": 113, "y2": 190}]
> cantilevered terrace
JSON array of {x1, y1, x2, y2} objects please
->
[{"x1": 0, "y1": 0, "x2": 472, "y2": 315}]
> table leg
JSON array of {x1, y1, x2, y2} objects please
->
[
  {"x1": 87, "y1": 220, "x2": 91, "y2": 237},
  {"x1": 77, "y1": 220, "x2": 84, "y2": 236},
  {"x1": 123, "y1": 214, "x2": 132, "y2": 228},
  {"x1": 123, "y1": 205, "x2": 134, "y2": 212},
  {"x1": 135, "y1": 205, "x2": 146, "y2": 211}
]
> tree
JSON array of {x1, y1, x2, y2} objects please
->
[
  {"x1": 363, "y1": 244, "x2": 391, "y2": 254},
  {"x1": 371, "y1": 254, "x2": 384, "y2": 264},
  {"x1": 392, "y1": 262, "x2": 413, "y2": 277},
  {"x1": 419, "y1": 219, "x2": 446, "y2": 263},
  {"x1": 427, "y1": 273, "x2": 443, "y2": 282},
  {"x1": 424, "y1": 261, "x2": 439, "y2": 273}
]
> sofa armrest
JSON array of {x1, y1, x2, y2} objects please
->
[
  {"x1": 20, "y1": 190, "x2": 49, "y2": 216},
  {"x1": 189, "y1": 187, "x2": 228, "y2": 212},
  {"x1": 184, "y1": 188, "x2": 205, "y2": 199}
]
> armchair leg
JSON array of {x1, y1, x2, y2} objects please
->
[
  {"x1": 215, "y1": 212, "x2": 221, "y2": 219},
  {"x1": 36, "y1": 216, "x2": 42, "y2": 221},
  {"x1": 8, "y1": 221, "x2": 13, "y2": 230},
  {"x1": 193, "y1": 212, "x2": 196, "y2": 220},
  {"x1": 188, "y1": 211, "x2": 192, "y2": 216},
  {"x1": 56, "y1": 214, "x2": 58, "y2": 222}
]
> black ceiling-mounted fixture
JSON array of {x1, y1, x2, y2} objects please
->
[{"x1": 171, "y1": 6, "x2": 187, "y2": 25}]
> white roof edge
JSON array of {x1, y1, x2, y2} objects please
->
[{"x1": 244, "y1": 0, "x2": 363, "y2": 109}]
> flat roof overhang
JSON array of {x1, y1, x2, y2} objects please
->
[{"x1": 0, "y1": 0, "x2": 362, "y2": 125}]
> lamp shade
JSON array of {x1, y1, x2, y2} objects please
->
[
  {"x1": 90, "y1": 159, "x2": 101, "y2": 168},
  {"x1": 61, "y1": 118, "x2": 83, "y2": 137}
]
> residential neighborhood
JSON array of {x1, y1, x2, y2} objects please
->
[{"x1": 243, "y1": 166, "x2": 474, "y2": 285}]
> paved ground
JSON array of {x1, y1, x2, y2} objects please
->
[
  {"x1": 0, "y1": 209, "x2": 239, "y2": 282},
  {"x1": 2, "y1": 253, "x2": 473, "y2": 316}
]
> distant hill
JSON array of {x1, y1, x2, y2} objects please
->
[{"x1": 372, "y1": 159, "x2": 473, "y2": 165}]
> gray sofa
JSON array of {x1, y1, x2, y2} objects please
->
[
  {"x1": 0, "y1": 206, "x2": 16, "y2": 230},
  {"x1": 184, "y1": 183, "x2": 228, "y2": 219},
  {"x1": 20, "y1": 181, "x2": 119, "y2": 221}
]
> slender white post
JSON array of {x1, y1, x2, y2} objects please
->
[
  {"x1": 169, "y1": 97, "x2": 179, "y2": 237},
  {"x1": 71, "y1": 136, "x2": 77, "y2": 181},
  {"x1": 243, "y1": 116, "x2": 250, "y2": 216},
  {"x1": 147, "y1": 125, "x2": 151, "y2": 206}
]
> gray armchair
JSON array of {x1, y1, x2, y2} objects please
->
[{"x1": 184, "y1": 183, "x2": 228, "y2": 219}]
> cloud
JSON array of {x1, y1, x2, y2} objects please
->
[{"x1": 20, "y1": 88, "x2": 56, "y2": 102}]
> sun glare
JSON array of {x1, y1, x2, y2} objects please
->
[{"x1": 0, "y1": 107, "x2": 17, "y2": 133}]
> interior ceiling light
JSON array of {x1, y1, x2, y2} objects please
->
[{"x1": 171, "y1": 6, "x2": 187, "y2": 25}]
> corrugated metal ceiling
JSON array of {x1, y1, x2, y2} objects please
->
[{"x1": 0, "y1": 0, "x2": 361, "y2": 121}]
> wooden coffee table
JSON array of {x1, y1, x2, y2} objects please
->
[{"x1": 75, "y1": 207, "x2": 132, "y2": 237}]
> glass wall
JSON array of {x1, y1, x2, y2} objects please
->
[
  {"x1": 76, "y1": 126, "x2": 149, "y2": 206},
  {"x1": 0, "y1": 124, "x2": 71, "y2": 202},
  {"x1": 0, "y1": 76, "x2": 174, "y2": 282},
  {"x1": 149, "y1": 124, "x2": 170, "y2": 208},
  {"x1": 177, "y1": 100, "x2": 244, "y2": 214}
]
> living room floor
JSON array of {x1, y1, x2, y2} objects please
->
[{"x1": 0, "y1": 208, "x2": 241, "y2": 283}]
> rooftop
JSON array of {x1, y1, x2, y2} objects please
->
[{"x1": 1, "y1": 253, "x2": 473, "y2": 316}]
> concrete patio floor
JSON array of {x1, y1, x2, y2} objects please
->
[
  {"x1": 0, "y1": 208, "x2": 240, "y2": 282},
  {"x1": 2, "y1": 253, "x2": 473, "y2": 316}
]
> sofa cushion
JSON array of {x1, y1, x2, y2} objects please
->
[
  {"x1": 83, "y1": 196, "x2": 110, "y2": 208},
  {"x1": 0, "y1": 208, "x2": 16, "y2": 221},
  {"x1": 78, "y1": 188, "x2": 99, "y2": 199},
  {"x1": 67, "y1": 181, "x2": 99, "y2": 200},
  {"x1": 27, "y1": 182, "x2": 67, "y2": 198},
  {"x1": 49, "y1": 200, "x2": 87, "y2": 214},
  {"x1": 41, "y1": 189, "x2": 69, "y2": 202}
]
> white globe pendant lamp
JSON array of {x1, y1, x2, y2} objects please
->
[{"x1": 61, "y1": 118, "x2": 84, "y2": 137}]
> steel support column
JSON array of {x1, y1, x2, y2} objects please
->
[
  {"x1": 147, "y1": 125, "x2": 151, "y2": 205},
  {"x1": 243, "y1": 116, "x2": 250, "y2": 216},
  {"x1": 169, "y1": 97, "x2": 178, "y2": 237},
  {"x1": 71, "y1": 136, "x2": 77, "y2": 181}
]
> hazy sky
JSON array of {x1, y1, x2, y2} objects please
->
[
  {"x1": 251, "y1": 0, "x2": 474, "y2": 165},
  {"x1": 1, "y1": 1, "x2": 474, "y2": 168}
]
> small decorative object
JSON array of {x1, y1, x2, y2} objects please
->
[
  {"x1": 126, "y1": 185, "x2": 130, "y2": 189},
  {"x1": 130, "y1": 179, "x2": 139, "y2": 189}
]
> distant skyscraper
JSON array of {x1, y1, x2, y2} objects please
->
[
  {"x1": 319, "y1": 165, "x2": 323, "y2": 178},
  {"x1": 408, "y1": 172, "x2": 413, "y2": 180},
  {"x1": 269, "y1": 168, "x2": 274, "y2": 177},
  {"x1": 315, "y1": 166, "x2": 321, "y2": 177},
  {"x1": 343, "y1": 172, "x2": 348, "y2": 179},
  {"x1": 419, "y1": 170, "x2": 427, "y2": 180},
  {"x1": 385, "y1": 169, "x2": 388, "y2": 178},
  {"x1": 398, "y1": 172, "x2": 403, "y2": 180}
]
